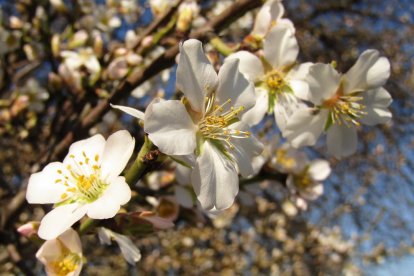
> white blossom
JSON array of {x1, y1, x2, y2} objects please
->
[
  {"x1": 36, "y1": 228, "x2": 83, "y2": 276},
  {"x1": 227, "y1": 24, "x2": 310, "y2": 132},
  {"x1": 284, "y1": 50, "x2": 392, "y2": 158},
  {"x1": 26, "y1": 130, "x2": 135, "y2": 240},
  {"x1": 113, "y1": 39, "x2": 263, "y2": 211}
]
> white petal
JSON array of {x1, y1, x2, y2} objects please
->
[
  {"x1": 284, "y1": 108, "x2": 328, "y2": 147},
  {"x1": 191, "y1": 141, "x2": 238, "y2": 210},
  {"x1": 306, "y1": 63, "x2": 341, "y2": 105},
  {"x1": 36, "y1": 239, "x2": 61, "y2": 263},
  {"x1": 59, "y1": 228, "x2": 82, "y2": 254},
  {"x1": 308, "y1": 160, "x2": 331, "y2": 181},
  {"x1": 144, "y1": 100, "x2": 197, "y2": 155},
  {"x1": 84, "y1": 56, "x2": 101, "y2": 74},
  {"x1": 216, "y1": 58, "x2": 256, "y2": 113},
  {"x1": 87, "y1": 176, "x2": 131, "y2": 219},
  {"x1": 264, "y1": 25, "x2": 298, "y2": 69},
  {"x1": 38, "y1": 204, "x2": 88, "y2": 240},
  {"x1": 175, "y1": 163, "x2": 192, "y2": 185},
  {"x1": 252, "y1": 0, "x2": 284, "y2": 37},
  {"x1": 359, "y1": 87, "x2": 392, "y2": 126},
  {"x1": 241, "y1": 88, "x2": 269, "y2": 127},
  {"x1": 327, "y1": 124, "x2": 358, "y2": 158},
  {"x1": 229, "y1": 121, "x2": 263, "y2": 177},
  {"x1": 302, "y1": 183, "x2": 324, "y2": 201},
  {"x1": 63, "y1": 134, "x2": 106, "y2": 168},
  {"x1": 176, "y1": 39, "x2": 218, "y2": 112},
  {"x1": 100, "y1": 130, "x2": 135, "y2": 181},
  {"x1": 111, "y1": 104, "x2": 145, "y2": 120},
  {"x1": 225, "y1": 51, "x2": 264, "y2": 82},
  {"x1": 278, "y1": 18, "x2": 295, "y2": 33},
  {"x1": 274, "y1": 93, "x2": 305, "y2": 133},
  {"x1": 289, "y1": 79, "x2": 309, "y2": 102},
  {"x1": 175, "y1": 186, "x2": 194, "y2": 208},
  {"x1": 112, "y1": 232, "x2": 141, "y2": 265},
  {"x1": 26, "y1": 162, "x2": 69, "y2": 204},
  {"x1": 344, "y1": 49, "x2": 390, "y2": 93}
]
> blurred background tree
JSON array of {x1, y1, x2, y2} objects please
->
[{"x1": 0, "y1": 0, "x2": 412, "y2": 274}]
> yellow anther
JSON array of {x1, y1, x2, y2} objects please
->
[
  {"x1": 55, "y1": 179, "x2": 62, "y2": 183},
  {"x1": 61, "y1": 193, "x2": 68, "y2": 200}
]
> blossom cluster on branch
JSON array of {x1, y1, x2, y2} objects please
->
[{"x1": 0, "y1": 0, "x2": 392, "y2": 274}]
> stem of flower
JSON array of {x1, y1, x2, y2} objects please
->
[
  {"x1": 124, "y1": 135, "x2": 156, "y2": 186},
  {"x1": 210, "y1": 37, "x2": 235, "y2": 57}
]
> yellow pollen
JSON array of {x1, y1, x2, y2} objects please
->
[
  {"x1": 51, "y1": 252, "x2": 80, "y2": 276},
  {"x1": 60, "y1": 193, "x2": 68, "y2": 199},
  {"x1": 94, "y1": 154, "x2": 99, "y2": 162},
  {"x1": 55, "y1": 179, "x2": 62, "y2": 183},
  {"x1": 323, "y1": 87, "x2": 366, "y2": 127},
  {"x1": 265, "y1": 70, "x2": 286, "y2": 91},
  {"x1": 199, "y1": 94, "x2": 251, "y2": 150},
  {"x1": 275, "y1": 149, "x2": 296, "y2": 169}
]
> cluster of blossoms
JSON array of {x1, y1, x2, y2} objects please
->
[{"x1": 19, "y1": 0, "x2": 393, "y2": 274}]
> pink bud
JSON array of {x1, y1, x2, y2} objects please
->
[{"x1": 17, "y1": 222, "x2": 39, "y2": 238}]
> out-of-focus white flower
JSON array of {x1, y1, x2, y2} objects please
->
[
  {"x1": 286, "y1": 159, "x2": 331, "y2": 210},
  {"x1": 98, "y1": 228, "x2": 141, "y2": 265},
  {"x1": 284, "y1": 50, "x2": 392, "y2": 158},
  {"x1": 149, "y1": 0, "x2": 175, "y2": 17},
  {"x1": 113, "y1": 39, "x2": 263, "y2": 211},
  {"x1": 16, "y1": 78, "x2": 49, "y2": 113},
  {"x1": 26, "y1": 130, "x2": 135, "y2": 240},
  {"x1": 176, "y1": 1, "x2": 200, "y2": 32},
  {"x1": 249, "y1": 0, "x2": 294, "y2": 41},
  {"x1": 227, "y1": 24, "x2": 310, "y2": 131},
  {"x1": 108, "y1": 30, "x2": 143, "y2": 80},
  {"x1": 36, "y1": 228, "x2": 83, "y2": 276},
  {"x1": 61, "y1": 48, "x2": 101, "y2": 76},
  {"x1": 131, "y1": 69, "x2": 169, "y2": 99}
]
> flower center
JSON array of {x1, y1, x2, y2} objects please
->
[
  {"x1": 265, "y1": 70, "x2": 286, "y2": 92},
  {"x1": 275, "y1": 149, "x2": 297, "y2": 170},
  {"x1": 51, "y1": 252, "x2": 81, "y2": 276},
  {"x1": 293, "y1": 170, "x2": 313, "y2": 190},
  {"x1": 198, "y1": 94, "x2": 250, "y2": 149},
  {"x1": 55, "y1": 152, "x2": 108, "y2": 204},
  {"x1": 323, "y1": 90, "x2": 366, "y2": 127}
]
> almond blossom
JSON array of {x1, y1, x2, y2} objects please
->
[
  {"x1": 284, "y1": 50, "x2": 392, "y2": 158},
  {"x1": 227, "y1": 24, "x2": 310, "y2": 132},
  {"x1": 113, "y1": 39, "x2": 263, "y2": 211},
  {"x1": 26, "y1": 130, "x2": 135, "y2": 240},
  {"x1": 36, "y1": 228, "x2": 83, "y2": 276},
  {"x1": 248, "y1": 0, "x2": 294, "y2": 42}
]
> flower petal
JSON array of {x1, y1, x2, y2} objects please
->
[
  {"x1": 175, "y1": 186, "x2": 194, "y2": 208},
  {"x1": 63, "y1": 134, "x2": 106, "y2": 168},
  {"x1": 176, "y1": 39, "x2": 218, "y2": 112},
  {"x1": 26, "y1": 162, "x2": 69, "y2": 204},
  {"x1": 38, "y1": 203, "x2": 88, "y2": 240},
  {"x1": 308, "y1": 160, "x2": 331, "y2": 181},
  {"x1": 264, "y1": 25, "x2": 298, "y2": 69},
  {"x1": 327, "y1": 124, "x2": 358, "y2": 158},
  {"x1": 274, "y1": 92, "x2": 305, "y2": 133},
  {"x1": 110, "y1": 104, "x2": 145, "y2": 120},
  {"x1": 111, "y1": 232, "x2": 141, "y2": 265},
  {"x1": 229, "y1": 122, "x2": 263, "y2": 178},
  {"x1": 284, "y1": 108, "x2": 328, "y2": 147},
  {"x1": 241, "y1": 88, "x2": 269, "y2": 126},
  {"x1": 87, "y1": 176, "x2": 131, "y2": 219},
  {"x1": 252, "y1": 0, "x2": 284, "y2": 37},
  {"x1": 59, "y1": 228, "x2": 82, "y2": 254},
  {"x1": 216, "y1": 58, "x2": 256, "y2": 113},
  {"x1": 359, "y1": 87, "x2": 392, "y2": 126},
  {"x1": 191, "y1": 141, "x2": 238, "y2": 210},
  {"x1": 144, "y1": 100, "x2": 197, "y2": 155},
  {"x1": 175, "y1": 163, "x2": 192, "y2": 185},
  {"x1": 225, "y1": 51, "x2": 264, "y2": 82},
  {"x1": 306, "y1": 63, "x2": 341, "y2": 105},
  {"x1": 344, "y1": 49, "x2": 390, "y2": 93},
  {"x1": 100, "y1": 130, "x2": 135, "y2": 181}
]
